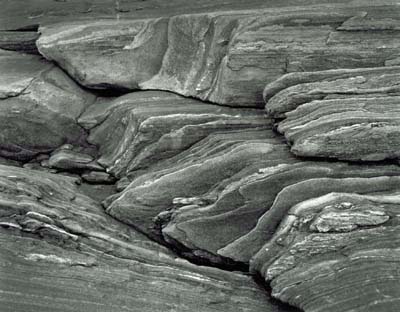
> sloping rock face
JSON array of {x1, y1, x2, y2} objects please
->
[
  {"x1": 80, "y1": 91, "x2": 273, "y2": 178},
  {"x1": 0, "y1": 164, "x2": 290, "y2": 312},
  {"x1": 265, "y1": 66, "x2": 400, "y2": 161},
  {"x1": 251, "y1": 189, "x2": 400, "y2": 312},
  {"x1": 37, "y1": 1, "x2": 400, "y2": 107},
  {"x1": 0, "y1": 49, "x2": 94, "y2": 161}
]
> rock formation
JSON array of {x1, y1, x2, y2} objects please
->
[
  {"x1": 0, "y1": 164, "x2": 287, "y2": 312},
  {"x1": 1, "y1": 0, "x2": 400, "y2": 311},
  {"x1": 35, "y1": 1, "x2": 400, "y2": 107},
  {"x1": 0, "y1": 49, "x2": 94, "y2": 161},
  {"x1": 265, "y1": 66, "x2": 400, "y2": 161}
]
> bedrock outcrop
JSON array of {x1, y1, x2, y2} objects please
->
[
  {"x1": 264, "y1": 66, "x2": 400, "y2": 161},
  {"x1": 84, "y1": 90, "x2": 400, "y2": 269},
  {"x1": 0, "y1": 49, "x2": 94, "y2": 161},
  {"x1": 79, "y1": 91, "x2": 272, "y2": 179},
  {"x1": 37, "y1": 1, "x2": 400, "y2": 107},
  {"x1": 250, "y1": 189, "x2": 400, "y2": 312},
  {"x1": 0, "y1": 164, "x2": 291, "y2": 312},
  {"x1": 3, "y1": 0, "x2": 400, "y2": 311}
]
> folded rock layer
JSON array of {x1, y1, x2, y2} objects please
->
[
  {"x1": 37, "y1": 1, "x2": 400, "y2": 107},
  {"x1": 0, "y1": 164, "x2": 290, "y2": 312},
  {"x1": 251, "y1": 189, "x2": 400, "y2": 312},
  {"x1": 264, "y1": 66, "x2": 400, "y2": 161},
  {"x1": 3, "y1": 1, "x2": 400, "y2": 311}
]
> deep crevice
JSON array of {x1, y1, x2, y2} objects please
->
[{"x1": 253, "y1": 272, "x2": 305, "y2": 312}]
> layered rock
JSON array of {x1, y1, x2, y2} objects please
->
[
  {"x1": 0, "y1": 49, "x2": 95, "y2": 161},
  {"x1": 37, "y1": 1, "x2": 400, "y2": 107},
  {"x1": 264, "y1": 66, "x2": 400, "y2": 161},
  {"x1": 250, "y1": 183, "x2": 400, "y2": 312},
  {"x1": 0, "y1": 0, "x2": 352, "y2": 31},
  {"x1": 80, "y1": 91, "x2": 272, "y2": 178},
  {"x1": 0, "y1": 30, "x2": 39, "y2": 54},
  {"x1": 0, "y1": 164, "x2": 290, "y2": 312}
]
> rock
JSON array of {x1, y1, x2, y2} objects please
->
[
  {"x1": 264, "y1": 66, "x2": 400, "y2": 161},
  {"x1": 82, "y1": 171, "x2": 116, "y2": 184},
  {"x1": 37, "y1": 2, "x2": 400, "y2": 107},
  {"x1": 0, "y1": 0, "x2": 348, "y2": 30},
  {"x1": 106, "y1": 146, "x2": 400, "y2": 266},
  {"x1": 250, "y1": 190, "x2": 400, "y2": 312},
  {"x1": 48, "y1": 149, "x2": 103, "y2": 171},
  {"x1": 0, "y1": 31, "x2": 39, "y2": 54},
  {"x1": 0, "y1": 164, "x2": 289, "y2": 312},
  {"x1": 82, "y1": 91, "x2": 271, "y2": 178},
  {"x1": 0, "y1": 49, "x2": 95, "y2": 161}
]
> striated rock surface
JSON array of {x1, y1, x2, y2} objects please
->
[
  {"x1": 81, "y1": 91, "x2": 272, "y2": 178},
  {"x1": 36, "y1": 1, "x2": 400, "y2": 107},
  {"x1": 265, "y1": 66, "x2": 400, "y2": 161},
  {"x1": 251, "y1": 187, "x2": 400, "y2": 312},
  {"x1": 0, "y1": 49, "x2": 95, "y2": 161},
  {"x1": 0, "y1": 164, "x2": 291, "y2": 312},
  {"x1": 0, "y1": 30, "x2": 39, "y2": 54},
  {"x1": 3, "y1": 0, "x2": 400, "y2": 311}
]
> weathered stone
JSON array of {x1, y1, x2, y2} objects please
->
[
  {"x1": 0, "y1": 164, "x2": 290, "y2": 312},
  {"x1": 251, "y1": 190, "x2": 400, "y2": 312},
  {"x1": 264, "y1": 66, "x2": 400, "y2": 161},
  {"x1": 82, "y1": 171, "x2": 116, "y2": 184},
  {"x1": 98, "y1": 94, "x2": 400, "y2": 266},
  {"x1": 82, "y1": 91, "x2": 271, "y2": 178},
  {"x1": 37, "y1": 2, "x2": 400, "y2": 107},
  {"x1": 0, "y1": 49, "x2": 95, "y2": 161},
  {"x1": 0, "y1": 31, "x2": 39, "y2": 54},
  {"x1": 48, "y1": 149, "x2": 103, "y2": 171},
  {"x1": 0, "y1": 0, "x2": 350, "y2": 30}
]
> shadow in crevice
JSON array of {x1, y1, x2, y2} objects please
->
[{"x1": 253, "y1": 272, "x2": 305, "y2": 312}]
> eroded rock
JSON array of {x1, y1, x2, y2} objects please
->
[
  {"x1": 264, "y1": 66, "x2": 400, "y2": 161},
  {"x1": 0, "y1": 49, "x2": 95, "y2": 161},
  {"x1": 81, "y1": 91, "x2": 271, "y2": 178},
  {"x1": 0, "y1": 164, "x2": 288, "y2": 312},
  {"x1": 37, "y1": 2, "x2": 400, "y2": 107},
  {"x1": 251, "y1": 191, "x2": 400, "y2": 312}
]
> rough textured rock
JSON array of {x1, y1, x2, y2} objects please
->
[
  {"x1": 36, "y1": 2, "x2": 400, "y2": 107},
  {"x1": 250, "y1": 187, "x2": 400, "y2": 312},
  {"x1": 3, "y1": 1, "x2": 400, "y2": 311},
  {"x1": 106, "y1": 150, "x2": 400, "y2": 267},
  {"x1": 0, "y1": 164, "x2": 290, "y2": 312},
  {"x1": 0, "y1": 49, "x2": 95, "y2": 161},
  {"x1": 0, "y1": 0, "x2": 352, "y2": 30},
  {"x1": 81, "y1": 91, "x2": 271, "y2": 178},
  {"x1": 0, "y1": 30, "x2": 39, "y2": 54},
  {"x1": 48, "y1": 149, "x2": 103, "y2": 171},
  {"x1": 264, "y1": 66, "x2": 400, "y2": 161}
]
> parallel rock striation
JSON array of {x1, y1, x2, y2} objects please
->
[
  {"x1": 3, "y1": 0, "x2": 400, "y2": 311},
  {"x1": 264, "y1": 66, "x2": 400, "y2": 161},
  {"x1": 0, "y1": 164, "x2": 289, "y2": 312},
  {"x1": 37, "y1": 1, "x2": 400, "y2": 107},
  {"x1": 250, "y1": 184, "x2": 400, "y2": 312},
  {"x1": 80, "y1": 91, "x2": 272, "y2": 178},
  {"x1": 0, "y1": 49, "x2": 95, "y2": 161}
]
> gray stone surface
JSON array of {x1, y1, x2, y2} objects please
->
[
  {"x1": 0, "y1": 164, "x2": 288, "y2": 312},
  {"x1": 2, "y1": 1, "x2": 400, "y2": 311},
  {"x1": 36, "y1": 1, "x2": 400, "y2": 107},
  {"x1": 265, "y1": 66, "x2": 400, "y2": 161},
  {"x1": 0, "y1": 49, "x2": 95, "y2": 161}
]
